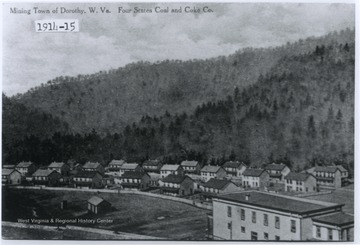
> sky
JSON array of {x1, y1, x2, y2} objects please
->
[{"x1": 2, "y1": 2, "x2": 355, "y2": 96}]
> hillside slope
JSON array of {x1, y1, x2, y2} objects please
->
[{"x1": 12, "y1": 29, "x2": 354, "y2": 134}]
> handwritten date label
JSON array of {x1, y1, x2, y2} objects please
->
[{"x1": 35, "y1": 19, "x2": 79, "y2": 32}]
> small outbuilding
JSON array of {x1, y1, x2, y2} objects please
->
[{"x1": 87, "y1": 196, "x2": 111, "y2": 214}]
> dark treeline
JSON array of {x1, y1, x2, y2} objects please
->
[{"x1": 2, "y1": 30, "x2": 354, "y2": 174}]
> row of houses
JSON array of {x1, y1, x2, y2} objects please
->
[
  {"x1": 2, "y1": 160, "x2": 349, "y2": 192},
  {"x1": 2, "y1": 161, "x2": 106, "y2": 188}
]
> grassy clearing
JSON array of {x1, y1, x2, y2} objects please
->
[
  {"x1": 2, "y1": 188, "x2": 208, "y2": 240},
  {"x1": 304, "y1": 188, "x2": 354, "y2": 214}
]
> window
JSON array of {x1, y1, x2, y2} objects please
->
[
  {"x1": 275, "y1": 216, "x2": 280, "y2": 229},
  {"x1": 306, "y1": 187, "x2": 308, "y2": 192},
  {"x1": 264, "y1": 232, "x2": 268, "y2": 240},
  {"x1": 252, "y1": 211, "x2": 256, "y2": 223},
  {"x1": 275, "y1": 235, "x2": 280, "y2": 241},
  {"x1": 251, "y1": 232, "x2": 258, "y2": 241},
  {"x1": 263, "y1": 214, "x2": 268, "y2": 226},
  {"x1": 227, "y1": 206, "x2": 232, "y2": 217},
  {"x1": 241, "y1": 209, "x2": 245, "y2": 220},
  {"x1": 291, "y1": 220, "x2": 296, "y2": 233},
  {"x1": 328, "y1": 228, "x2": 333, "y2": 240},
  {"x1": 316, "y1": 226, "x2": 321, "y2": 238},
  {"x1": 241, "y1": 226, "x2": 245, "y2": 233},
  {"x1": 227, "y1": 222, "x2": 232, "y2": 230}
]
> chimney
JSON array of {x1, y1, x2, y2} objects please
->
[{"x1": 245, "y1": 194, "x2": 250, "y2": 201}]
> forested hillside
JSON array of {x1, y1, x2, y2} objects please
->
[
  {"x1": 2, "y1": 94, "x2": 70, "y2": 164},
  {"x1": 2, "y1": 29, "x2": 354, "y2": 172},
  {"x1": 11, "y1": 29, "x2": 354, "y2": 134}
]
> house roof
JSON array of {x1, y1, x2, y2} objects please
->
[
  {"x1": 265, "y1": 163, "x2": 287, "y2": 171},
  {"x1": 313, "y1": 166, "x2": 340, "y2": 173},
  {"x1": 223, "y1": 161, "x2": 245, "y2": 168},
  {"x1": 186, "y1": 174, "x2": 203, "y2": 181},
  {"x1": 162, "y1": 174, "x2": 188, "y2": 184},
  {"x1": 16, "y1": 161, "x2": 34, "y2": 168},
  {"x1": 3, "y1": 165, "x2": 15, "y2": 169},
  {"x1": 32, "y1": 169, "x2": 56, "y2": 177},
  {"x1": 313, "y1": 212, "x2": 354, "y2": 226},
  {"x1": 180, "y1": 161, "x2": 199, "y2": 167},
  {"x1": 143, "y1": 160, "x2": 161, "y2": 167},
  {"x1": 203, "y1": 178, "x2": 233, "y2": 190},
  {"x1": 121, "y1": 171, "x2": 148, "y2": 179},
  {"x1": 48, "y1": 162, "x2": 67, "y2": 168},
  {"x1": 120, "y1": 163, "x2": 139, "y2": 170},
  {"x1": 285, "y1": 172, "x2": 313, "y2": 181},
  {"x1": 148, "y1": 173, "x2": 161, "y2": 180},
  {"x1": 108, "y1": 160, "x2": 125, "y2": 166},
  {"x1": 160, "y1": 164, "x2": 181, "y2": 171},
  {"x1": 336, "y1": 165, "x2": 348, "y2": 172},
  {"x1": 74, "y1": 171, "x2": 101, "y2": 178},
  {"x1": 243, "y1": 168, "x2": 266, "y2": 177},
  {"x1": 2, "y1": 169, "x2": 17, "y2": 176},
  {"x1": 88, "y1": 196, "x2": 108, "y2": 206},
  {"x1": 83, "y1": 162, "x2": 101, "y2": 169},
  {"x1": 201, "y1": 165, "x2": 222, "y2": 173},
  {"x1": 215, "y1": 191, "x2": 343, "y2": 215}
]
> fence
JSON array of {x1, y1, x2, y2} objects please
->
[{"x1": 9, "y1": 185, "x2": 212, "y2": 210}]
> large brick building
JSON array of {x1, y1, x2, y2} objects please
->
[{"x1": 209, "y1": 191, "x2": 353, "y2": 241}]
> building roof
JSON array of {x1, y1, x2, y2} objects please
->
[
  {"x1": 180, "y1": 161, "x2": 199, "y2": 167},
  {"x1": 2, "y1": 169, "x2": 17, "y2": 176},
  {"x1": 48, "y1": 162, "x2": 67, "y2": 168},
  {"x1": 143, "y1": 160, "x2": 161, "y2": 167},
  {"x1": 148, "y1": 173, "x2": 161, "y2": 181},
  {"x1": 120, "y1": 163, "x2": 139, "y2": 170},
  {"x1": 265, "y1": 163, "x2": 287, "y2": 171},
  {"x1": 121, "y1": 171, "x2": 148, "y2": 179},
  {"x1": 186, "y1": 174, "x2": 203, "y2": 181},
  {"x1": 162, "y1": 174, "x2": 188, "y2": 184},
  {"x1": 223, "y1": 161, "x2": 245, "y2": 169},
  {"x1": 160, "y1": 164, "x2": 181, "y2": 171},
  {"x1": 215, "y1": 191, "x2": 343, "y2": 215},
  {"x1": 285, "y1": 172, "x2": 313, "y2": 181},
  {"x1": 108, "y1": 159, "x2": 125, "y2": 166},
  {"x1": 83, "y1": 162, "x2": 101, "y2": 169},
  {"x1": 32, "y1": 169, "x2": 56, "y2": 177},
  {"x1": 3, "y1": 165, "x2": 15, "y2": 169},
  {"x1": 74, "y1": 171, "x2": 101, "y2": 178},
  {"x1": 16, "y1": 161, "x2": 34, "y2": 168},
  {"x1": 336, "y1": 165, "x2": 348, "y2": 172},
  {"x1": 243, "y1": 168, "x2": 266, "y2": 177},
  {"x1": 201, "y1": 165, "x2": 222, "y2": 173},
  {"x1": 313, "y1": 165, "x2": 347, "y2": 173},
  {"x1": 313, "y1": 212, "x2": 354, "y2": 226},
  {"x1": 203, "y1": 178, "x2": 233, "y2": 190},
  {"x1": 88, "y1": 196, "x2": 109, "y2": 206}
]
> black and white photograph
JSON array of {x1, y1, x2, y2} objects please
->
[{"x1": 1, "y1": 1, "x2": 357, "y2": 241}]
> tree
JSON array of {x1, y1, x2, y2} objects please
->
[
  {"x1": 307, "y1": 115, "x2": 317, "y2": 139},
  {"x1": 234, "y1": 87, "x2": 240, "y2": 103}
]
